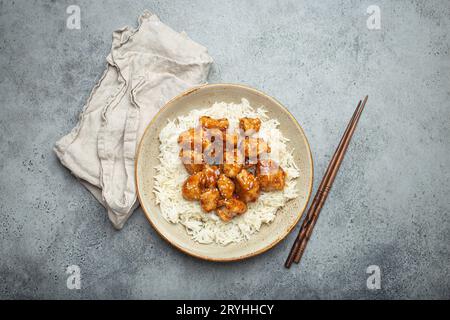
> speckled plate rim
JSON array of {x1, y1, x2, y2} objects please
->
[{"x1": 135, "y1": 83, "x2": 314, "y2": 262}]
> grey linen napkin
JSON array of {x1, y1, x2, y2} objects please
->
[{"x1": 55, "y1": 11, "x2": 213, "y2": 229}]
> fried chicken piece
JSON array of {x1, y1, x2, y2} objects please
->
[
  {"x1": 222, "y1": 163, "x2": 242, "y2": 178},
  {"x1": 199, "y1": 116, "x2": 229, "y2": 131},
  {"x1": 239, "y1": 117, "x2": 261, "y2": 133},
  {"x1": 202, "y1": 165, "x2": 221, "y2": 188},
  {"x1": 178, "y1": 127, "x2": 213, "y2": 151},
  {"x1": 179, "y1": 149, "x2": 204, "y2": 174},
  {"x1": 218, "y1": 198, "x2": 247, "y2": 214},
  {"x1": 203, "y1": 128, "x2": 225, "y2": 164},
  {"x1": 257, "y1": 159, "x2": 286, "y2": 191},
  {"x1": 216, "y1": 198, "x2": 247, "y2": 222},
  {"x1": 216, "y1": 207, "x2": 235, "y2": 222},
  {"x1": 200, "y1": 188, "x2": 220, "y2": 212},
  {"x1": 182, "y1": 172, "x2": 205, "y2": 200},
  {"x1": 243, "y1": 137, "x2": 271, "y2": 160},
  {"x1": 217, "y1": 174, "x2": 235, "y2": 199},
  {"x1": 222, "y1": 150, "x2": 243, "y2": 178},
  {"x1": 235, "y1": 169, "x2": 260, "y2": 203}
]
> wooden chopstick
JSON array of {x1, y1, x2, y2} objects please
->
[
  {"x1": 293, "y1": 95, "x2": 368, "y2": 263},
  {"x1": 284, "y1": 100, "x2": 361, "y2": 268},
  {"x1": 285, "y1": 96, "x2": 368, "y2": 268},
  {"x1": 286, "y1": 100, "x2": 361, "y2": 266}
]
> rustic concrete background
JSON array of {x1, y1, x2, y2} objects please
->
[{"x1": 0, "y1": 0, "x2": 449, "y2": 299}]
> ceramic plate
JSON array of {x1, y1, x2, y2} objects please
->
[{"x1": 136, "y1": 83, "x2": 313, "y2": 261}]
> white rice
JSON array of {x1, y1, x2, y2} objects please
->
[{"x1": 153, "y1": 98, "x2": 300, "y2": 245}]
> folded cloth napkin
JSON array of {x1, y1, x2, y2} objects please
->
[{"x1": 55, "y1": 11, "x2": 213, "y2": 229}]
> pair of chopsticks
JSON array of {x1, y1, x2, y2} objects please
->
[{"x1": 285, "y1": 96, "x2": 368, "y2": 268}]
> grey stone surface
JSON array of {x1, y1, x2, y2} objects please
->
[{"x1": 0, "y1": 0, "x2": 449, "y2": 299}]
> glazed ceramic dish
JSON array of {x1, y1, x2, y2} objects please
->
[{"x1": 135, "y1": 84, "x2": 313, "y2": 261}]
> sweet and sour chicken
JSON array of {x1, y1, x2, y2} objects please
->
[
  {"x1": 239, "y1": 117, "x2": 261, "y2": 133},
  {"x1": 235, "y1": 169, "x2": 260, "y2": 203},
  {"x1": 257, "y1": 159, "x2": 286, "y2": 191},
  {"x1": 200, "y1": 116, "x2": 229, "y2": 131},
  {"x1": 217, "y1": 174, "x2": 235, "y2": 199},
  {"x1": 200, "y1": 188, "x2": 221, "y2": 212},
  {"x1": 179, "y1": 116, "x2": 288, "y2": 222},
  {"x1": 216, "y1": 198, "x2": 247, "y2": 222}
]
